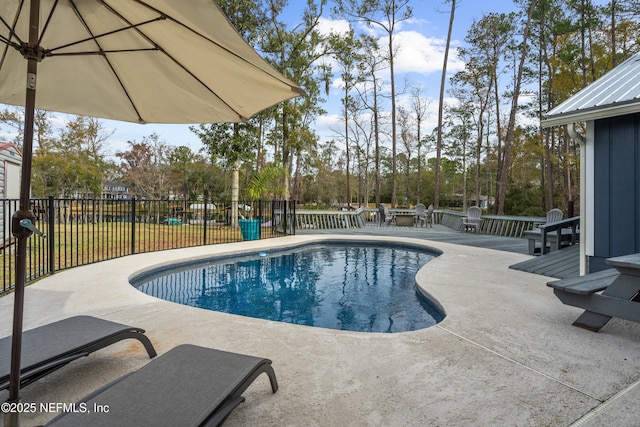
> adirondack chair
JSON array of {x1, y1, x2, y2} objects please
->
[
  {"x1": 415, "y1": 204, "x2": 433, "y2": 228},
  {"x1": 378, "y1": 204, "x2": 395, "y2": 225},
  {"x1": 543, "y1": 208, "x2": 564, "y2": 225},
  {"x1": 524, "y1": 208, "x2": 574, "y2": 255},
  {"x1": 414, "y1": 204, "x2": 426, "y2": 227},
  {"x1": 462, "y1": 206, "x2": 482, "y2": 233}
]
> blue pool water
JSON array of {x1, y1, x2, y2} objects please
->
[{"x1": 132, "y1": 242, "x2": 445, "y2": 333}]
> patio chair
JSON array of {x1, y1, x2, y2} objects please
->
[
  {"x1": 0, "y1": 315, "x2": 157, "y2": 391},
  {"x1": 425, "y1": 204, "x2": 434, "y2": 228},
  {"x1": 378, "y1": 204, "x2": 394, "y2": 225},
  {"x1": 462, "y1": 206, "x2": 482, "y2": 233},
  {"x1": 524, "y1": 208, "x2": 572, "y2": 255},
  {"x1": 45, "y1": 344, "x2": 279, "y2": 427},
  {"x1": 414, "y1": 204, "x2": 425, "y2": 227},
  {"x1": 415, "y1": 204, "x2": 433, "y2": 228}
]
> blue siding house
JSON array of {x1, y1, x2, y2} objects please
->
[{"x1": 543, "y1": 54, "x2": 640, "y2": 274}]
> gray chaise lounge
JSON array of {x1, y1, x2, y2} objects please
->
[
  {"x1": 46, "y1": 344, "x2": 279, "y2": 427},
  {"x1": 0, "y1": 315, "x2": 157, "y2": 391}
]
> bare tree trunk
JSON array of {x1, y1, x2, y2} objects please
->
[
  {"x1": 389, "y1": 36, "x2": 398, "y2": 208},
  {"x1": 231, "y1": 160, "x2": 240, "y2": 228},
  {"x1": 611, "y1": 0, "x2": 617, "y2": 67},
  {"x1": 345, "y1": 87, "x2": 351, "y2": 207},
  {"x1": 492, "y1": 72, "x2": 503, "y2": 214},
  {"x1": 435, "y1": 0, "x2": 456, "y2": 209},
  {"x1": 373, "y1": 81, "x2": 381, "y2": 206},
  {"x1": 497, "y1": 0, "x2": 537, "y2": 215}
]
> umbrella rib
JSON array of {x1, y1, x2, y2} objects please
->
[
  {"x1": 47, "y1": 12, "x2": 165, "y2": 55},
  {"x1": 48, "y1": 48, "x2": 158, "y2": 56},
  {"x1": 133, "y1": 0, "x2": 302, "y2": 118},
  {"x1": 36, "y1": 0, "x2": 60, "y2": 49},
  {"x1": 103, "y1": 0, "x2": 246, "y2": 121},
  {"x1": 135, "y1": 0, "x2": 300, "y2": 89},
  {"x1": 0, "y1": 0, "x2": 25, "y2": 44},
  {"x1": 63, "y1": 0, "x2": 146, "y2": 123},
  {"x1": 0, "y1": 0, "x2": 26, "y2": 70}
]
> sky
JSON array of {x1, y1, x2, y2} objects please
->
[
  {"x1": 118, "y1": 0, "x2": 505, "y2": 156},
  {"x1": 1, "y1": 1, "x2": 523, "y2": 159}
]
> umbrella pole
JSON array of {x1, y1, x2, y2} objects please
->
[{"x1": 8, "y1": 0, "x2": 40, "y2": 407}]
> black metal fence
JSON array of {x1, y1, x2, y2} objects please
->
[{"x1": 0, "y1": 197, "x2": 296, "y2": 295}]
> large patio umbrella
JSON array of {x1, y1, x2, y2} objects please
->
[{"x1": 0, "y1": 0, "x2": 303, "y2": 406}]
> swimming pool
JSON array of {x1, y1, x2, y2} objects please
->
[{"x1": 131, "y1": 242, "x2": 445, "y2": 333}]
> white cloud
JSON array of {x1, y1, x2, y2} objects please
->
[
  {"x1": 317, "y1": 17, "x2": 351, "y2": 36},
  {"x1": 315, "y1": 113, "x2": 342, "y2": 140},
  {"x1": 394, "y1": 31, "x2": 464, "y2": 75}
]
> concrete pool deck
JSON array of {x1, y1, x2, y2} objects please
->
[{"x1": 2, "y1": 234, "x2": 640, "y2": 426}]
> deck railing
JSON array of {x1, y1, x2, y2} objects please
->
[
  {"x1": 438, "y1": 209, "x2": 544, "y2": 238},
  {"x1": 296, "y1": 207, "x2": 544, "y2": 239},
  {"x1": 295, "y1": 208, "x2": 367, "y2": 229}
]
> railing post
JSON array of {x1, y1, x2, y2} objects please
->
[
  {"x1": 282, "y1": 200, "x2": 288, "y2": 234},
  {"x1": 203, "y1": 198, "x2": 208, "y2": 245},
  {"x1": 131, "y1": 196, "x2": 136, "y2": 255},
  {"x1": 258, "y1": 200, "x2": 263, "y2": 239},
  {"x1": 290, "y1": 200, "x2": 296, "y2": 234},
  {"x1": 47, "y1": 196, "x2": 55, "y2": 275}
]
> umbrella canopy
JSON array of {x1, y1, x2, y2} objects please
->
[
  {"x1": 0, "y1": 0, "x2": 303, "y2": 409},
  {"x1": 0, "y1": 0, "x2": 304, "y2": 123}
]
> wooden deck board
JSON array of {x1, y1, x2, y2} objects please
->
[{"x1": 509, "y1": 245, "x2": 580, "y2": 279}]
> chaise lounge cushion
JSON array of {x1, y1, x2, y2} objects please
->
[{"x1": 46, "y1": 344, "x2": 278, "y2": 427}]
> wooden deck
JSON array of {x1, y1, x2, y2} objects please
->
[
  {"x1": 297, "y1": 223, "x2": 530, "y2": 253},
  {"x1": 297, "y1": 223, "x2": 580, "y2": 279},
  {"x1": 509, "y1": 245, "x2": 580, "y2": 279}
]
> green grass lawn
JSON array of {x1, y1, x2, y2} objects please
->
[{"x1": 1, "y1": 221, "x2": 282, "y2": 292}]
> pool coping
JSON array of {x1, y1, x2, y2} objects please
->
[{"x1": 2, "y1": 234, "x2": 640, "y2": 426}]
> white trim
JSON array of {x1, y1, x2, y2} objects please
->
[
  {"x1": 585, "y1": 121, "x2": 595, "y2": 259},
  {"x1": 542, "y1": 103, "x2": 640, "y2": 129}
]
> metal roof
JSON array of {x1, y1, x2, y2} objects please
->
[{"x1": 541, "y1": 53, "x2": 640, "y2": 128}]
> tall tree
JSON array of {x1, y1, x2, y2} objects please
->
[
  {"x1": 410, "y1": 85, "x2": 430, "y2": 205},
  {"x1": 450, "y1": 55, "x2": 493, "y2": 208},
  {"x1": 435, "y1": 0, "x2": 457, "y2": 209},
  {"x1": 333, "y1": 0, "x2": 413, "y2": 208},
  {"x1": 397, "y1": 105, "x2": 415, "y2": 206},
  {"x1": 0, "y1": 107, "x2": 54, "y2": 153},
  {"x1": 353, "y1": 34, "x2": 385, "y2": 205},
  {"x1": 213, "y1": 0, "x2": 270, "y2": 223},
  {"x1": 262, "y1": 0, "x2": 329, "y2": 199},
  {"x1": 497, "y1": 0, "x2": 537, "y2": 215},
  {"x1": 463, "y1": 12, "x2": 516, "y2": 213},
  {"x1": 191, "y1": 121, "x2": 260, "y2": 225},
  {"x1": 328, "y1": 29, "x2": 366, "y2": 207},
  {"x1": 116, "y1": 133, "x2": 169, "y2": 200}
]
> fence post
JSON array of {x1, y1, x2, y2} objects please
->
[
  {"x1": 131, "y1": 197, "x2": 136, "y2": 255},
  {"x1": 203, "y1": 198, "x2": 208, "y2": 245},
  {"x1": 47, "y1": 196, "x2": 55, "y2": 275}
]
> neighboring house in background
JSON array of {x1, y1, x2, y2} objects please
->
[
  {"x1": 102, "y1": 181, "x2": 130, "y2": 199},
  {"x1": 469, "y1": 195, "x2": 494, "y2": 210},
  {"x1": 0, "y1": 142, "x2": 22, "y2": 241}
]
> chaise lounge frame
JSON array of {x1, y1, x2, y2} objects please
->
[{"x1": 0, "y1": 315, "x2": 157, "y2": 391}]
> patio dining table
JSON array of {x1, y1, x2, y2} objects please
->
[{"x1": 394, "y1": 213, "x2": 416, "y2": 226}]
